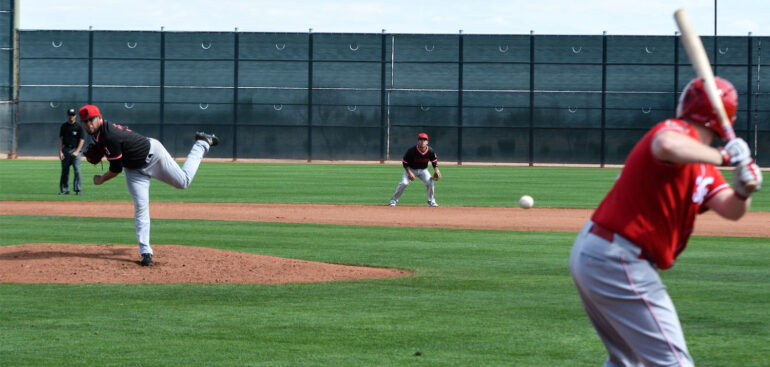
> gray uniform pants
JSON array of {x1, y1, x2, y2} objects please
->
[
  {"x1": 124, "y1": 138, "x2": 210, "y2": 255},
  {"x1": 60, "y1": 147, "x2": 82, "y2": 193},
  {"x1": 569, "y1": 220, "x2": 694, "y2": 367},
  {"x1": 389, "y1": 167, "x2": 436, "y2": 205}
]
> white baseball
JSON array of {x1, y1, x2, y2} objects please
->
[{"x1": 519, "y1": 195, "x2": 534, "y2": 209}]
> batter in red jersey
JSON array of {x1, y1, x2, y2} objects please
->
[{"x1": 569, "y1": 77, "x2": 763, "y2": 366}]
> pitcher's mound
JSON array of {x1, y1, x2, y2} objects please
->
[{"x1": 0, "y1": 244, "x2": 411, "y2": 284}]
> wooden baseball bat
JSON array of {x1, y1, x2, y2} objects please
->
[{"x1": 674, "y1": 8, "x2": 757, "y2": 192}]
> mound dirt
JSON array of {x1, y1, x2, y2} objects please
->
[{"x1": 0, "y1": 243, "x2": 410, "y2": 284}]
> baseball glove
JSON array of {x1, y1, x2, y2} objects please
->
[
  {"x1": 83, "y1": 143, "x2": 104, "y2": 165},
  {"x1": 432, "y1": 171, "x2": 442, "y2": 181}
]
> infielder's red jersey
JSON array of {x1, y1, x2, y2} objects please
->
[{"x1": 591, "y1": 119, "x2": 729, "y2": 269}]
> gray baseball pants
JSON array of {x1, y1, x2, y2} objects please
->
[
  {"x1": 569, "y1": 220, "x2": 694, "y2": 367},
  {"x1": 124, "y1": 138, "x2": 210, "y2": 255},
  {"x1": 389, "y1": 167, "x2": 436, "y2": 205}
]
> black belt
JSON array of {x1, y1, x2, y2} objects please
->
[{"x1": 589, "y1": 223, "x2": 656, "y2": 265}]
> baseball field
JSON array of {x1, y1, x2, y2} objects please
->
[{"x1": 0, "y1": 160, "x2": 768, "y2": 366}]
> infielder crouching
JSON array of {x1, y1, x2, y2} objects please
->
[
  {"x1": 389, "y1": 132, "x2": 441, "y2": 207},
  {"x1": 79, "y1": 104, "x2": 219, "y2": 266},
  {"x1": 569, "y1": 77, "x2": 763, "y2": 366}
]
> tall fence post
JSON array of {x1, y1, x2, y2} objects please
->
[
  {"x1": 87, "y1": 26, "x2": 93, "y2": 104},
  {"x1": 380, "y1": 30, "x2": 387, "y2": 163},
  {"x1": 307, "y1": 29, "x2": 313, "y2": 162},
  {"x1": 673, "y1": 32, "x2": 680, "y2": 111},
  {"x1": 159, "y1": 27, "x2": 165, "y2": 143},
  {"x1": 528, "y1": 31, "x2": 535, "y2": 166},
  {"x1": 746, "y1": 32, "x2": 753, "y2": 147},
  {"x1": 457, "y1": 31, "x2": 463, "y2": 165},
  {"x1": 600, "y1": 31, "x2": 607, "y2": 167},
  {"x1": 233, "y1": 28, "x2": 239, "y2": 160}
]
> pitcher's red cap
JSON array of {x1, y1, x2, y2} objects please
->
[
  {"x1": 79, "y1": 105, "x2": 101, "y2": 121},
  {"x1": 417, "y1": 133, "x2": 428, "y2": 140}
]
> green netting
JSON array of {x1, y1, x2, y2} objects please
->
[
  {"x1": 606, "y1": 36, "x2": 674, "y2": 64},
  {"x1": 238, "y1": 61, "x2": 308, "y2": 87},
  {"x1": 313, "y1": 61, "x2": 381, "y2": 88},
  {"x1": 606, "y1": 65, "x2": 675, "y2": 92},
  {"x1": 534, "y1": 35, "x2": 602, "y2": 64},
  {"x1": 18, "y1": 87, "x2": 87, "y2": 105},
  {"x1": 462, "y1": 35, "x2": 530, "y2": 63},
  {"x1": 239, "y1": 33, "x2": 309, "y2": 61},
  {"x1": 164, "y1": 87, "x2": 233, "y2": 103},
  {"x1": 235, "y1": 125, "x2": 309, "y2": 158},
  {"x1": 533, "y1": 128, "x2": 601, "y2": 163},
  {"x1": 236, "y1": 103, "x2": 307, "y2": 126},
  {"x1": 19, "y1": 59, "x2": 88, "y2": 85},
  {"x1": 164, "y1": 32, "x2": 235, "y2": 60},
  {"x1": 311, "y1": 105, "x2": 380, "y2": 127},
  {"x1": 20, "y1": 31, "x2": 89, "y2": 58},
  {"x1": 312, "y1": 33, "x2": 381, "y2": 62},
  {"x1": 238, "y1": 88, "x2": 307, "y2": 105},
  {"x1": 10, "y1": 31, "x2": 769, "y2": 165},
  {"x1": 389, "y1": 35, "x2": 459, "y2": 62},
  {"x1": 93, "y1": 59, "x2": 160, "y2": 85},
  {"x1": 534, "y1": 64, "x2": 602, "y2": 90},
  {"x1": 0, "y1": 13, "x2": 10, "y2": 47},
  {"x1": 0, "y1": 49, "x2": 9, "y2": 88},
  {"x1": 93, "y1": 31, "x2": 161, "y2": 59},
  {"x1": 163, "y1": 103, "x2": 233, "y2": 125},
  {"x1": 463, "y1": 63, "x2": 529, "y2": 90},
  {"x1": 165, "y1": 60, "x2": 234, "y2": 87},
  {"x1": 92, "y1": 87, "x2": 160, "y2": 103},
  {"x1": 462, "y1": 91, "x2": 529, "y2": 108},
  {"x1": 17, "y1": 101, "x2": 83, "y2": 123},
  {"x1": 311, "y1": 126, "x2": 381, "y2": 160},
  {"x1": 387, "y1": 62, "x2": 458, "y2": 89},
  {"x1": 462, "y1": 107, "x2": 529, "y2": 127},
  {"x1": 312, "y1": 89, "x2": 380, "y2": 106}
]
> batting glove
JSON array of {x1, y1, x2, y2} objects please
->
[
  {"x1": 732, "y1": 160, "x2": 763, "y2": 200},
  {"x1": 720, "y1": 138, "x2": 752, "y2": 166}
]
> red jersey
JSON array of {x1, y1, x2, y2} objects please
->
[{"x1": 591, "y1": 119, "x2": 729, "y2": 269}]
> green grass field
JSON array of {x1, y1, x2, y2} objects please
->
[{"x1": 0, "y1": 160, "x2": 768, "y2": 366}]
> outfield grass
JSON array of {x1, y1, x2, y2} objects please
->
[
  {"x1": 1, "y1": 160, "x2": 619, "y2": 208},
  {"x1": 0, "y1": 215, "x2": 768, "y2": 366},
  {"x1": 2, "y1": 160, "x2": 767, "y2": 210},
  {"x1": 0, "y1": 160, "x2": 768, "y2": 366}
]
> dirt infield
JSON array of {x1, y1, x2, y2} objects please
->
[
  {"x1": 3, "y1": 200, "x2": 770, "y2": 236},
  {"x1": 1, "y1": 201, "x2": 768, "y2": 284}
]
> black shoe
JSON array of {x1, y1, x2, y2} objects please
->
[
  {"x1": 75, "y1": 191, "x2": 81, "y2": 196},
  {"x1": 140, "y1": 253, "x2": 154, "y2": 266},
  {"x1": 59, "y1": 191, "x2": 69, "y2": 195},
  {"x1": 195, "y1": 131, "x2": 219, "y2": 147}
]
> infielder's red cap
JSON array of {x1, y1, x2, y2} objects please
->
[
  {"x1": 79, "y1": 105, "x2": 101, "y2": 121},
  {"x1": 418, "y1": 133, "x2": 429, "y2": 140}
]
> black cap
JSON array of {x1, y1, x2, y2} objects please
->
[{"x1": 67, "y1": 108, "x2": 76, "y2": 116}]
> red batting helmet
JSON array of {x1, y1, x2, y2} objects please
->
[{"x1": 675, "y1": 77, "x2": 738, "y2": 140}]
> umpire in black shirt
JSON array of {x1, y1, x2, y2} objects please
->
[{"x1": 59, "y1": 108, "x2": 85, "y2": 195}]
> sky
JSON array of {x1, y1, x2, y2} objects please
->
[{"x1": 17, "y1": 0, "x2": 770, "y2": 36}]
